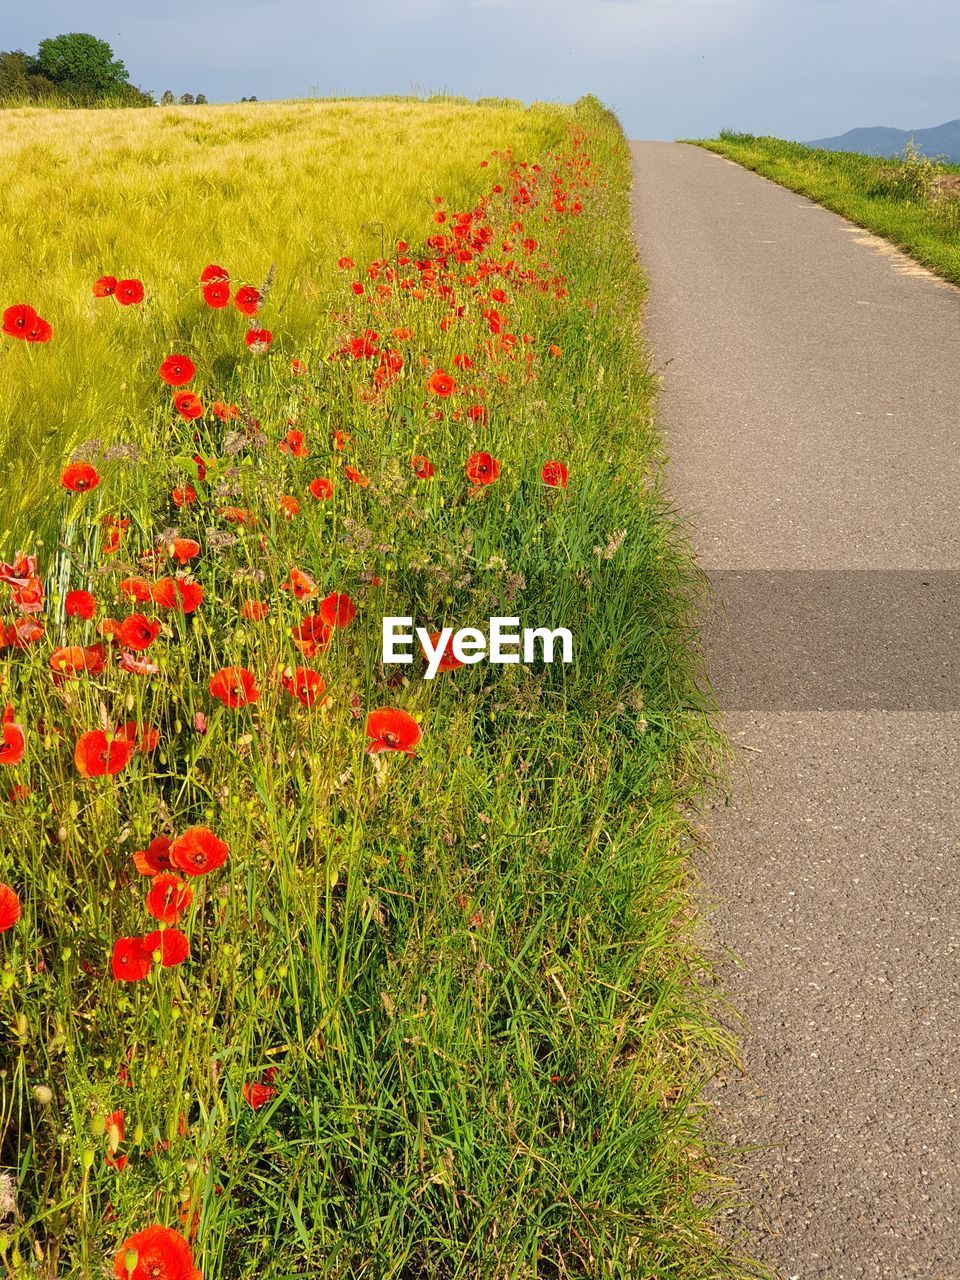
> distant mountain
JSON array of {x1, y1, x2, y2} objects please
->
[{"x1": 805, "y1": 120, "x2": 960, "y2": 164}]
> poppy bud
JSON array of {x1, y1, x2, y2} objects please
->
[
  {"x1": 123, "y1": 1247, "x2": 139, "y2": 1276},
  {"x1": 82, "y1": 1146, "x2": 95, "y2": 1170}
]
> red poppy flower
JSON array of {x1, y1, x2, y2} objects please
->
[
  {"x1": 365, "y1": 707, "x2": 422, "y2": 756},
  {"x1": 0, "y1": 716, "x2": 26, "y2": 766},
  {"x1": 281, "y1": 667, "x2": 327, "y2": 708},
  {"x1": 318, "y1": 591, "x2": 356, "y2": 628},
  {"x1": 0, "y1": 882, "x2": 21, "y2": 932},
  {"x1": 111, "y1": 936, "x2": 152, "y2": 982},
  {"x1": 308, "y1": 477, "x2": 333, "y2": 500},
  {"x1": 243, "y1": 1080, "x2": 278, "y2": 1110},
  {"x1": 60, "y1": 462, "x2": 101, "y2": 492},
  {"x1": 120, "y1": 576, "x2": 154, "y2": 603},
  {"x1": 113, "y1": 1225, "x2": 197, "y2": 1280},
  {"x1": 2, "y1": 620, "x2": 43, "y2": 650},
  {"x1": 279, "y1": 495, "x2": 299, "y2": 519},
  {"x1": 173, "y1": 391, "x2": 203, "y2": 421},
  {"x1": 120, "y1": 721, "x2": 160, "y2": 752},
  {"x1": 133, "y1": 836, "x2": 174, "y2": 876},
  {"x1": 453, "y1": 354, "x2": 474, "y2": 370},
  {"x1": 209, "y1": 665, "x2": 259, "y2": 708},
  {"x1": 333, "y1": 430, "x2": 351, "y2": 451},
  {"x1": 65, "y1": 589, "x2": 97, "y2": 620},
  {"x1": 283, "y1": 567, "x2": 316, "y2": 600},
  {"x1": 3, "y1": 304, "x2": 52, "y2": 342},
  {"x1": 92, "y1": 276, "x2": 117, "y2": 298},
  {"x1": 291, "y1": 615, "x2": 331, "y2": 659},
  {"x1": 465, "y1": 452, "x2": 500, "y2": 485},
  {"x1": 291, "y1": 357, "x2": 307, "y2": 375},
  {"x1": 144, "y1": 928, "x2": 190, "y2": 967},
  {"x1": 146, "y1": 873, "x2": 193, "y2": 924},
  {"x1": 411, "y1": 455, "x2": 434, "y2": 479},
  {"x1": 116, "y1": 279, "x2": 145, "y2": 306},
  {"x1": 152, "y1": 577, "x2": 203, "y2": 613},
  {"x1": 168, "y1": 538, "x2": 200, "y2": 563},
  {"x1": 75, "y1": 730, "x2": 135, "y2": 778},
  {"x1": 117, "y1": 614, "x2": 160, "y2": 651},
  {"x1": 169, "y1": 826, "x2": 229, "y2": 876},
  {"x1": 245, "y1": 328, "x2": 272, "y2": 352},
  {"x1": 159, "y1": 354, "x2": 195, "y2": 387},
  {"x1": 337, "y1": 256, "x2": 354, "y2": 270},
  {"x1": 212, "y1": 400, "x2": 238, "y2": 420},
  {"x1": 241, "y1": 599, "x2": 268, "y2": 621},
  {"x1": 201, "y1": 263, "x2": 230, "y2": 308},
  {"x1": 220, "y1": 506, "x2": 256, "y2": 525},
  {"x1": 234, "y1": 285, "x2": 261, "y2": 316},
  {"x1": 427, "y1": 370, "x2": 456, "y2": 397},
  {"x1": 279, "y1": 428, "x2": 307, "y2": 457},
  {"x1": 424, "y1": 631, "x2": 464, "y2": 672},
  {"x1": 343, "y1": 465, "x2": 368, "y2": 487},
  {"x1": 119, "y1": 651, "x2": 158, "y2": 676},
  {"x1": 541, "y1": 460, "x2": 568, "y2": 488},
  {"x1": 50, "y1": 644, "x2": 105, "y2": 679},
  {"x1": 172, "y1": 485, "x2": 197, "y2": 508}
]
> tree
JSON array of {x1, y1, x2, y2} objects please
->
[
  {"x1": 179, "y1": 93, "x2": 194, "y2": 105},
  {"x1": 160, "y1": 89, "x2": 174, "y2": 105},
  {"x1": 195, "y1": 93, "x2": 207, "y2": 104},
  {"x1": 35, "y1": 33, "x2": 129, "y2": 98}
]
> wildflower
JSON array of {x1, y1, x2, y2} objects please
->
[
  {"x1": 133, "y1": 837, "x2": 174, "y2": 875},
  {"x1": 234, "y1": 284, "x2": 261, "y2": 316},
  {"x1": 308, "y1": 477, "x2": 334, "y2": 500},
  {"x1": 171, "y1": 485, "x2": 197, "y2": 508},
  {"x1": 212, "y1": 400, "x2": 238, "y2": 421},
  {"x1": 283, "y1": 568, "x2": 316, "y2": 599},
  {"x1": 337, "y1": 256, "x2": 354, "y2": 269},
  {"x1": 169, "y1": 826, "x2": 229, "y2": 876},
  {"x1": 465, "y1": 452, "x2": 500, "y2": 485},
  {"x1": 209, "y1": 666, "x2": 260, "y2": 708},
  {"x1": 344, "y1": 465, "x2": 368, "y2": 487},
  {"x1": 541, "y1": 460, "x2": 569, "y2": 488},
  {"x1": 144, "y1": 928, "x2": 190, "y2": 967},
  {"x1": 173, "y1": 391, "x2": 203, "y2": 421},
  {"x1": 146, "y1": 874, "x2": 193, "y2": 925},
  {"x1": 245, "y1": 328, "x2": 272, "y2": 352},
  {"x1": 60, "y1": 462, "x2": 101, "y2": 492},
  {"x1": 65, "y1": 589, "x2": 97, "y2": 620},
  {"x1": 279, "y1": 428, "x2": 307, "y2": 457},
  {"x1": 548, "y1": 344, "x2": 562, "y2": 358},
  {"x1": 120, "y1": 577, "x2": 153, "y2": 603},
  {"x1": 117, "y1": 614, "x2": 160, "y2": 651},
  {"x1": 168, "y1": 538, "x2": 200, "y2": 564},
  {"x1": 423, "y1": 631, "x2": 464, "y2": 672},
  {"x1": 152, "y1": 577, "x2": 203, "y2": 613},
  {"x1": 411, "y1": 455, "x2": 434, "y2": 479},
  {"x1": 3, "y1": 304, "x2": 52, "y2": 343},
  {"x1": 0, "y1": 882, "x2": 21, "y2": 932},
  {"x1": 119, "y1": 652, "x2": 160, "y2": 676},
  {"x1": 281, "y1": 667, "x2": 327, "y2": 708},
  {"x1": 0, "y1": 709, "x2": 26, "y2": 766},
  {"x1": 111, "y1": 937, "x2": 152, "y2": 983},
  {"x1": 279, "y1": 495, "x2": 299, "y2": 520},
  {"x1": 427, "y1": 370, "x2": 456, "y2": 397},
  {"x1": 291, "y1": 357, "x2": 307, "y2": 375},
  {"x1": 75, "y1": 730, "x2": 136, "y2": 779},
  {"x1": 365, "y1": 707, "x2": 422, "y2": 756},
  {"x1": 291, "y1": 615, "x2": 331, "y2": 659},
  {"x1": 116, "y1": 279, "x2": 145, "y2": 306},
  {"x1": 243, "y1": 1080, "x2": 278, "y2": 1110},
  {"x1": 159, "y1": 355, "x2": 195, "y2": 387},
  {"x1": 92, "y1": 276, "x2": 117, "y2": 297},
  {"x1": 319, "y1": 592, "x2": 356, "y2": 628},
  {"x1": 112, "y1": 1223, "x2": 197, "y2": 1280},
  {"x1": 240, "y1": 599, "x2": 268, "y2": 621},
  {"x1": 201, "y1": 263, "x2": 230, "y2": 308},
  {"x1": 121, "y1": 722, "x2": 160, "y2": 752},
  {"x1": 49, "y1": 644, "x2": 105, "y2": 679}
]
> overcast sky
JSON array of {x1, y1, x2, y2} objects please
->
[{"x1": 6, "y1": 0, "x2": 959, "y2": 140}]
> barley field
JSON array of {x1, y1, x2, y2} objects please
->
[{"x1": 0, "y1": 97, "x2": 748, "y2": 1279}]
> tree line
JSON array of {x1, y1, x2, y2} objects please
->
[{"x1": 0, "y1": 33, "x2": 253, "y2": 107}]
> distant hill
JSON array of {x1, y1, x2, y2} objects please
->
[{"x1": 805, "y1": 120, "x2": 960, "y2": 164}]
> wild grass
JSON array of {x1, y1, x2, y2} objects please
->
[
  {"x1": 0, "y1": 97, "x2": 752, "y2": 1277},
  {"x1": 691, "y1": 131, "x2": 960, "y2": 285}
]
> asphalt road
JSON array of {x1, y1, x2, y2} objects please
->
[{"x1": 629, "y1": 142, "x2": 960, "y2": 1279}]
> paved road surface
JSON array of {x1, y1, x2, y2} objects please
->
[{"x1": 629, "y1": 142, "x2": 960, "y2": 1279}]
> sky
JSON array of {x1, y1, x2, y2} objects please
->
[{"x1": 6, "y1": 0, "x2": 960, "y2": 140}]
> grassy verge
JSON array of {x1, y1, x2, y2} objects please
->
[
  {"x1": 0, "y1": 97, "x2": 750, "y2": 1277},
  {"x1": 691, "y1": 132, "x2": 960, "y2": 285}
]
